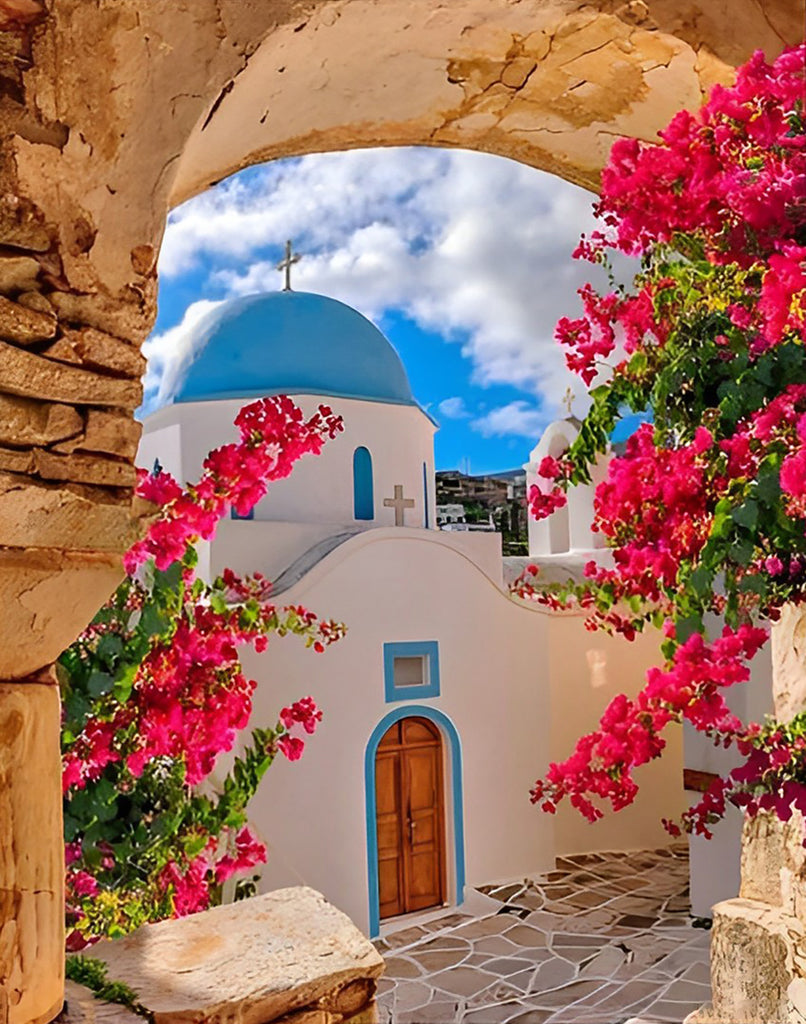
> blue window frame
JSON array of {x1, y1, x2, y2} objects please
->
[
  {"x1": 383, "y1": 641, "x2": 440, "y2": 702},
  {"x1": 230, "y1": 507, "x2": 254, "y2": 521},
  {"x1": 423, "y1": 461, "x2": 429, "y2": 528},
  {"x1": 353, "y1": 446, "x2": 374, "y2": 520}
]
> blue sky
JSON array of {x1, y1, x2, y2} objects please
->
[{"x1": 147, "y1": 148, "x2": 614, "y2": 475}]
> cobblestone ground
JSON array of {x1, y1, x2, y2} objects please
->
[{"x1": 374, "y1": 845, "x2": 711, "y2": 1024}]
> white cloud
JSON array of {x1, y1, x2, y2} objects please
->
[
  {"x1": 152, "y1": 147, "x2": 614, "y2": 413},
  {"x1": 437, "y1": 396, "x2": 470, "y2": 420},
  {"x1": 142, "y1": 299, "x2": 224, "y2": 410},
  {"x1": 471, "y1": 401, "x2": 548, "y2": 439}
]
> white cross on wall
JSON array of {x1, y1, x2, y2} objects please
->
[{"x1": 383, "y1": 485, "x2": 415, "y2": 526}]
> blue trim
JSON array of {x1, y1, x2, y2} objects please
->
[
  {"x1": 383, "y1": 641, "x2": 440, "y2": 702},
  {"x1": 423, "y1": 462, "x2": 429, "y2": 529},
  {"x1": 364, "y1": 705, "x2": 466, "y2": 938},
  {"x1": 230, "y1": 507, "x2": 254, "y2": 521},
  {"x1": 353, "y1": 446, "x2": 374, "y2": 521}
]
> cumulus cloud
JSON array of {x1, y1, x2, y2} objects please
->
[
  {"x1": 142, "y1": 299, "x2": 223, "y2": 410},
  {"x1": 471, "y1": 401, "x2": 548, "y2": 439},
  {"x1": 151, "y1": 147, "x2": 608, "y2": 413},
  {"x1": 438, "y1": 396, "x2": 470, "y2": 420}
]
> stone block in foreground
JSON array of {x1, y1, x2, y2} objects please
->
[
  {"x1": 684, "y1": 896, "x2": 806, "y2": 1024},
  {"x1": 81, "y1": 887, "x2": 385, "y2": 1024}
]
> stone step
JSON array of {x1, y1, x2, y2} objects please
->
[{"x1": 75, "y1": 887, "x2": 385, "y2": 1024}]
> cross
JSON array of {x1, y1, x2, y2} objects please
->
[
  {"x1": 562, "y1": 386, "x2": 575, "y2": 417},
  {"x1": 276, "y1": 239, "x2": 301, "y2": 291},
  {"x1": 383, "y1": 484, "x2": 415, "y2": 526}
]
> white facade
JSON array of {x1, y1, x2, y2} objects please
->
[
  {"x1": 138, "y1": 306, "x2": 688, "y2": 938},
  {"x1": 525, "y1": 418, "x2": 607, "y2": 559}
]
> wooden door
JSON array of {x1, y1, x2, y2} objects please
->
[{"x1": 376, "y1": 717, "x2": 446, "y2": 920}]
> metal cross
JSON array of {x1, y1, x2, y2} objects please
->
[
  {"x1": 276, "y1": 239, "x2": 301, "y2": 291},
  {"x1": 383, "y1": 485, "x2": 415, "y2": 526},
  {"x1": 562, "y1": 386, "x2": 575, "y2": 416}
]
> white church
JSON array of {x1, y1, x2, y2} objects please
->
[{"x1": 138, "y1": 279, "x2": 760, "y2": 938}]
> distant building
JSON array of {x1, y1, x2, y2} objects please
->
[
  {"x1": 435, "y1": 503, "x2": 466, "y2": 526},
  {"x1": 436, "y1": 469, "x2": 527, "y2": 553}
]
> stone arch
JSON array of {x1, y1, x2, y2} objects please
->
[
  {"x1": 167, "y1": 0, "x2": 798, "y2": 208},
  {"x1": 0, "y1": 4, "x2": 802, "y2": 1018}
]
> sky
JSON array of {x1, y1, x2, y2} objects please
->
[{"x1": 146, "y1": 147, "x2": 618, "y2": 475}]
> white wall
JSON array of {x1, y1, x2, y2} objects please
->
[
  {"x1": 526, "y1": 419, "x2": 607, "y2": 557},
  {"x1": 547, "y1": 616, "x2": 688, "y2": 856},
  {"x1": 140, "y1": 395, "x2": 436, "y2": 531},
  {"x1": 686, "y1": 638, "x2": 773, "y2": 917},
  {"x1": 136, "y1": 422, "x2": 182, "y2": 483},
  {"x1": 232, "y1": 530, "x2": 555, "y2": 934}
]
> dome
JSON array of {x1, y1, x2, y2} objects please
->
[{"x1": 171, "y1": 290, "x2": 416, "y2": 407}]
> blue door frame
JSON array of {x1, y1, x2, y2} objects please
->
[{"x1": 364, "y1": 705, "x2": 466, "y2": 937}]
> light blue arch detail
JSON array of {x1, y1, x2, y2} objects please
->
[
  {"x1": 353, "y1": 446, "x2": 374, "y2": 520},
  {"x1": 364, "y1": 705, "x2": 466, "y2": 939}
]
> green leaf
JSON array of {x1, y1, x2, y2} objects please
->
[
  {"x1": 730, "y1": 537, "x2": 755, "y2": 566},
  {"x1": 732, "y1": 499, "x2": 758, "y2": 531},
  {"x1": 87, "y1": 671, "x2": 115, "y2": 698},
  {"x1": 675, "y1": 614, "x2": 704, "y2": 644},
  {"x1": 688, "y1": 565, "x2": 713, "y2": 599}
]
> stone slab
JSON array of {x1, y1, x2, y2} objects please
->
[
  {"x1": 0, "y1": 472, "x2": 142, "y2": 552},
  {"x1": 0, "y1": 339, "x2": 142, "y2": 408},
  {"x1": 45, "y1": 327, "x2": 145, "y2": 378},
  {"x1": 84, "y1": 887, "x2": 385, "y2": 1024},
  {"x1": 0, "y1": 393, "x2": 83, "y2": 447},
  {"x1": 0, "y1": 293, "x2": 56, "y2": 344},
  {"x1": 0, "y1": 546, "x2": 123, "y2": 677},
  {"x1": 0, "y1": 256, "x2": 40, "y2": 295}
]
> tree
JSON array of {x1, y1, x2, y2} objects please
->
[
  {"x1": 61, "y1": 395, "x2": 345, "y2": 947},
  {"x1": 514, "y1": 45, "x2": 806, "y2": 838}
]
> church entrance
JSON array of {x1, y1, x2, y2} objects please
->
[{"x1": 375, "y1": 716, "x2": 446, "y2": 921}]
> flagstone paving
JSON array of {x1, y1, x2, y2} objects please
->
[{"x1": 374, "y1": 844, "x2": 711, "y2": 1023}]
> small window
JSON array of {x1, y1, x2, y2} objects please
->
[
  {"x1": 353, "y1": 446, "x2": 374, "y2": 521},
  {"x1": 383, "y1": 641, "x2": 440, "y2": 702},
  {"x1": 393, "y1": 656, "x2": 427, "y2": 688}
]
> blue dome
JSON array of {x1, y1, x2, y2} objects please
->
[{"x1": 172, "y1": 291, "x2": 415, "y2": 407}]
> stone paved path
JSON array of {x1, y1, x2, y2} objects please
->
[{"x1": 374, "y1": 844, "x2": 711, "y2": 1023}]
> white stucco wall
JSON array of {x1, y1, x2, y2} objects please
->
[
  {"x1": 685, "y1": 638, "x2": 773, "y2": 917},
  {"x1": 526, "y1": 419, "x2": 607, "y2": 557},
  {"x1": 140, "y1": 394, "x2": 437, "y2": 531},
  {"x1": 136, "y1": 422, "x2": 183, "y2": 483},
  {"x1": 232, "y1": 529, "x2": 555, "y2": 934},
  {"x1": 547, "y1": 616, "x2": 688, "y2": 856}
]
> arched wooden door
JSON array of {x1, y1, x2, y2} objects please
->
[{"x1": 375, "y1": 716, "x2": 446, "y2": 920}]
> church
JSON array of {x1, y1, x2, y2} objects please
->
[{"x1": 137, "y1": 275, "x2": 690, "y2": 938}]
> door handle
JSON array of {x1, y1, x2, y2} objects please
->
[{"x1": 407, "y1": 817, "x2": 417, "y2": 844}]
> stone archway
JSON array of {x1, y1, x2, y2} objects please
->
[{"x1": 0, "y1": 1, "x2": 801, "y2": 1019}]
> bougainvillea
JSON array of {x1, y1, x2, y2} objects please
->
[
  {"x1": 61, "y1": 396, "x2": 345, "y2": 946},
  {"x1": 514, "y1": 45, "x2": 806, "y2": 838}
]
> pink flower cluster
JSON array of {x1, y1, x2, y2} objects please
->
[
  {"x1": 62, "y1": 395, "x2": 348, "y2": 940},
  {"x1": 277, "y1": 696, "x2": 323, "y2": 762},
  {"x1": 596, "y1": 47, "x2": 805, "y2": 264},
  {"x1": 531, "y1": 625, "x2": 768, "y2": 823},
  {"x1": 126, "y1": 396, "x2": 343, "y2": 572},
  {"x1": 560, "y1": 45, "x2": 805, "y2": 380},
  {"x1": 524, "y1": 43, "x2": 806, "y2": 836}
]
